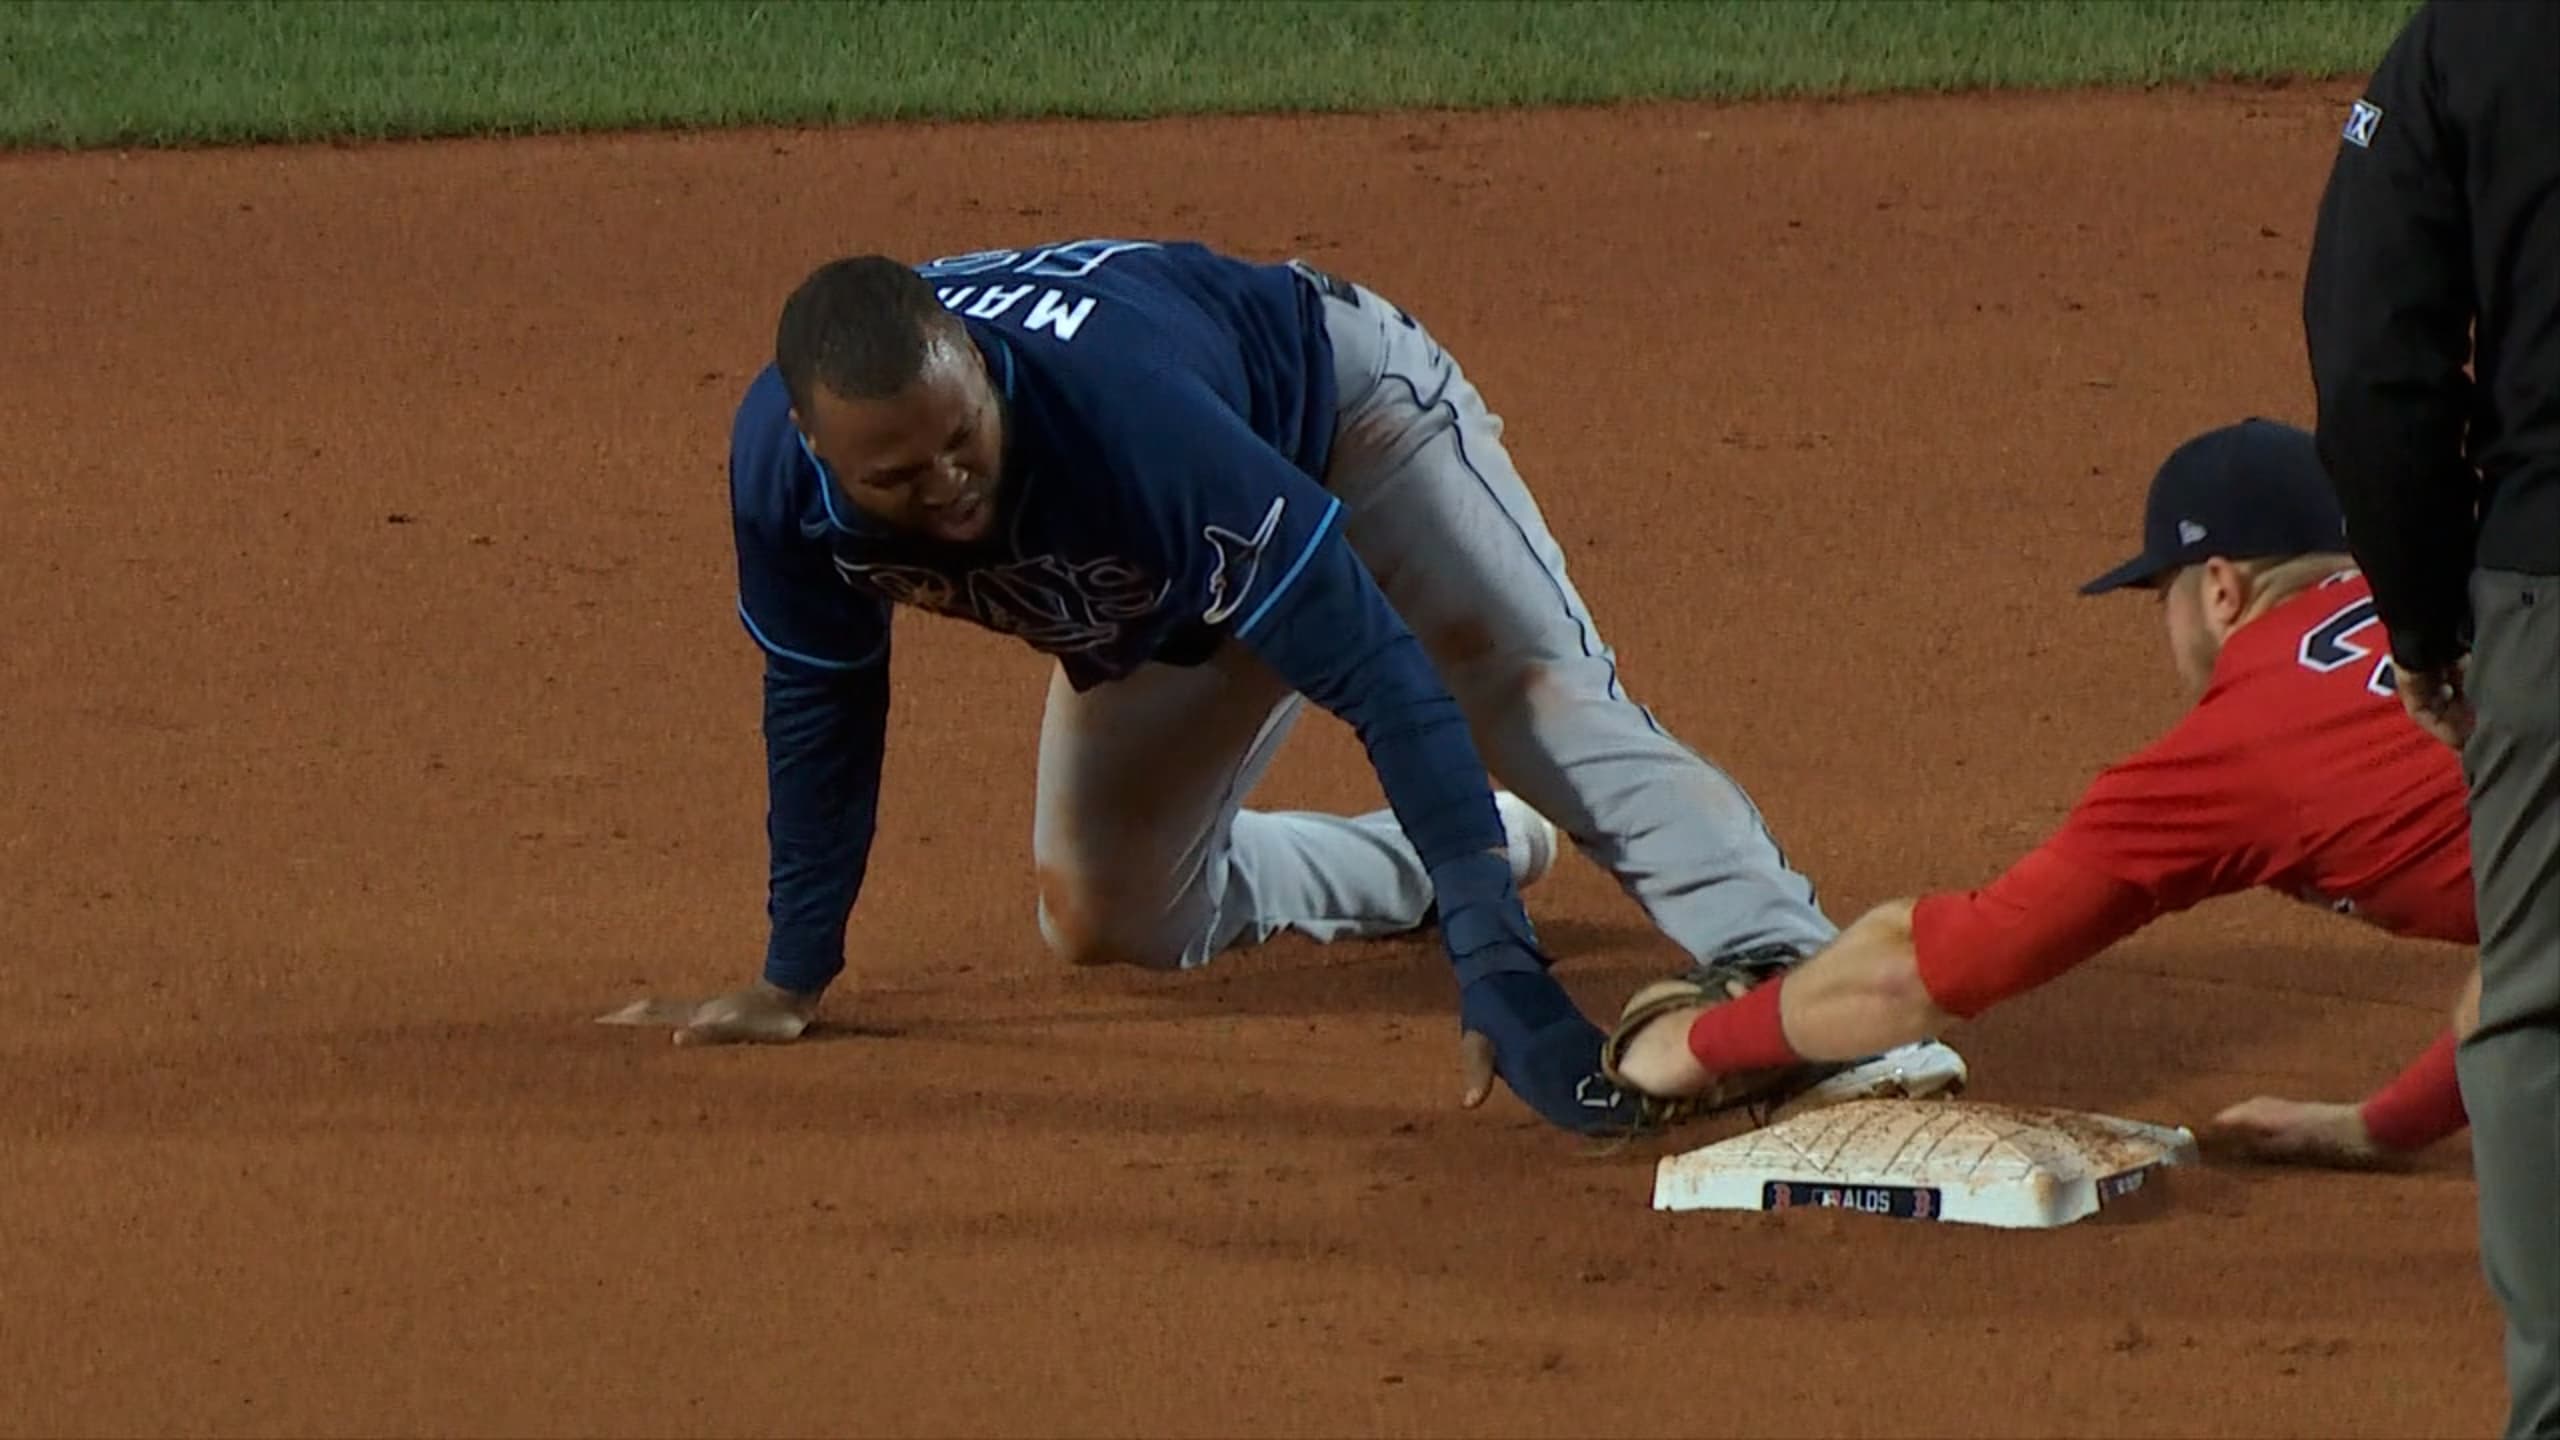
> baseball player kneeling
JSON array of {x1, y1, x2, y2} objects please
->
[
  {"x1": 602, "y1": 236, "x2": 1954, "y2": 1136},
  {"x1": 1605, "y1": 419, "x2": 2479, "y2": 1167}
]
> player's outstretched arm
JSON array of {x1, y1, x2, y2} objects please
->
[
  {"x1": 1120, "y1": 374, "x2": 1644, "y2": 1135},
  {"x1": 599, "y1": 472, "x2": 897, "y2": 1047},
  {"x1": 1605, "y1": 901, "x2": 1953, "y2": 1097},
  {"x1": 598, "y1": 654, "x2": 893, "y2": 1045},
  {"x1": 2202, "y1": 963, "x2": 2479, "y2": 1168},
  {"x1": 1608, "y1": 708, "x2": 2280, "y2": 1109},
  {"x1": 1607, "y1": 848, "x2": 2158, "y2": 1104},
  {"x1": 1237, "y1": 529, "x2": 1645, "y2": 1134}
]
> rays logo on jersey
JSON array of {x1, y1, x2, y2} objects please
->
[
  {"x1": 835, "y1": 553, "x2": 1170, "y2": 654},
  {"x1": 1200, "y1": 497, "x2": 1286, "y2": 626}
]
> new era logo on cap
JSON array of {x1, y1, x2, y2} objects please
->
[
  {"x1": 2077, "y1": 419, "x2": 2348, "y2": 597},
  {"x1": 2344, "y1": 99, "x2": 2382, "y2": 147}
]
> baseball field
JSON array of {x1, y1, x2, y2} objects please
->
[{"x1": 0, "y1": 0, "x2": 2495, "y2": 1435}]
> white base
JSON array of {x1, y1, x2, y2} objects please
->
[{"x1": 1651, "y1": 1098, "x2": 2198, "y2": 1229}]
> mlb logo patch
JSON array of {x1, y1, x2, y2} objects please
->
[{"x1": 2343, "y1": 98, "x2": 2383, "y2": 147}]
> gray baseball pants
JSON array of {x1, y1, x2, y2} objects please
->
[
  {"x1": 2458, "y1": 567, "x2": 2560, "y2": 1440},
  {"x1": 1030, "y1": 264, "x2": 1835, "y2": 973}
]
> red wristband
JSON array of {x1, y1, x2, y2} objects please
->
[
  {"x1": 2358, "y1": 1029, "x2": 2468, "y2": 1153},
  {"x1": 1686, "y1": 974, "x2": 1801, "y2": 1073}
]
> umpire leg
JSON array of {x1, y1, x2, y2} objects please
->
[{"x1": 2458, "y1": 567, "x2": 2560, "y2": 1439}]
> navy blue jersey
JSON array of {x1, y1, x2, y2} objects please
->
[
  {"x1": 727, "y1": 238, "x2": 1523, "y2": 993},
  {"x1": 732, "y1": 239, "x2": 1340, "y2": 692}
]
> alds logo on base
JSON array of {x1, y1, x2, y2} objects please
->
[{"x1": 2344, "y1": 98, "x2": 2383, "y2": 148}]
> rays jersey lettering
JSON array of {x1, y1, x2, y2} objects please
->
[
  {"x1": 916, "y1": 241, "x2": 1165, "y2": 344},
  {"x1": 832, "y1": 552, "x2": 1171, "y2": 654}
]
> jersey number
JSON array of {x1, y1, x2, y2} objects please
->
[{"x1": 2297, "y1": 596, "x2": 2398, "y2": 699}]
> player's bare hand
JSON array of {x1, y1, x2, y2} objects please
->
[
  {"x1": 1607, "y1": 1001, "x2": 1714, "y2": 1097},
  {"x1": 2198, "y1": 1096, "x2": 2389, "y2": 1168},
  {"x1": 2393, "y1": 660, "x2": 2475, "y2": 748},
  {"x1": 595, "y1": 980, "x2": 820, "y2": 1046},
  {"x1": 1458, "y1": 1029, "x2": 1497, "y2": 1109}
]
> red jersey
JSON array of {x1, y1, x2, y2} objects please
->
[{"x1": 1912, "y1": 570, "x2": 2475, "y2": 1019}]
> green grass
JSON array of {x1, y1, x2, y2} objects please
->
[{"x1": 0, "y1": 0, "x2": 2419, "y2": 151}]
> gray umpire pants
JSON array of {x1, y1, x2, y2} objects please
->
[{"x1": 2458, "y1": 568, "x2": 2560, "y2": 1440}]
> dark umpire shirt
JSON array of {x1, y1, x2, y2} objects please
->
[{"x1": 2302, "y1": 0, "x2": 2560, "y2": 674}]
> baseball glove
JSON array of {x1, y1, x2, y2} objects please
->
[{"x1": 1600, "y1": 945, "x2": 1842, "y2": 1130}]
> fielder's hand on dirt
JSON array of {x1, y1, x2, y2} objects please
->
[
  {"x1": 594, "y1": 980, "x2": 821, "y2": 1046},
  {"x1": 2198, "y1": 1097, "x2": 2394, "y2": 1169}
]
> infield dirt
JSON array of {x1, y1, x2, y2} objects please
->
[{"x1": 0, "y1": 83, "x2": 2497, "y2": 1437}]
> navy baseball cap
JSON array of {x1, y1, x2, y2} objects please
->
[{"x1": 2078, "y1": 418, "x2": 2351, "y2": 595}]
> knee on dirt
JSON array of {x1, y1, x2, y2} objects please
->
[{"x1": 1034, "y1": 868, "x2": 1188, "y2": 970}]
